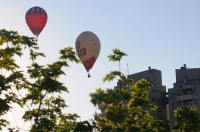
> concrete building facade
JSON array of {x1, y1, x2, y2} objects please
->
[
  {"x1": 168, "y1": 65, "x2": 200, "y2": 128},
  {"x1": 113, "y1": 65, "x2": 200, "y2": 130},
  {"x1": 114, "y1": 67, "x2": 170, "y2": 131},
  {"x1": 127, "y1": 68, "x2": 168, "y2": 121}
]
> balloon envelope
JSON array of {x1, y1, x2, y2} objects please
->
[
  {"x1": 75, "y1": 31, "x2": 101, "y2": 72},
  {"x1": 25, "y1": 6, "x2": 47, "y2": 37}
]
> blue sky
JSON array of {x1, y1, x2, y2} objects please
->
[{"x1": 1, "y1": 0, "x2": 200, "y2": 130}]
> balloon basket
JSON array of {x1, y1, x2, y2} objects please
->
[{"x1": 88, "y1": 73, "x2": 91, "y2": 78}]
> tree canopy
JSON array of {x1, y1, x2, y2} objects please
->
[
  {"x1": 90, "y1": 49, "x2": 164, "y2": 132},
  {"x1": 1, "y1": 29, "x2": 166, "y2": 132},
  {"x1": 0, "y1": 29, "x2": 93, "y2": 132},
  {"x1": 172, "y1": 105, "x2": 200, "y2": 132}
]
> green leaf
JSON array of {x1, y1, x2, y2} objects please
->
[{"x1": 108, "y1": 49, "x2": 127, "y2": 62}]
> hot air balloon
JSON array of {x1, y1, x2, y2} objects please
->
[
  {"x1": 25, "y1": 6, "x2": 47, "y2": 37},
  {"x1": 75, "y1": 31, "x2": 101, "y2": 78}
]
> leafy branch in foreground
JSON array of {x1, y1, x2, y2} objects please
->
[
  {"x1": 22, "y1": 47, "x2": 82, "y2": 131},
  {"x1": 0, "y1": 29, "x2": 91, "y2": 132},
  {"x1": 172, "y1": 106, "x2": 200, "y2": 132},
  {"x1": 0, "y1": 29, "x2": 38, "y2": 130}
]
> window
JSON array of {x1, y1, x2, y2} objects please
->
[
  {"x1": 156, "y1": 99, "x2": 160, "y2": 102},
  {"x1": 194, "y1": 99, "x2": 197, "y2": 104}
]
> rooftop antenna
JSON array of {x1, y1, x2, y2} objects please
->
[
  {"x1": 126, "y1": 62, "x2": 129, "y2": 77},
  {"x1": 119, "y1": 59, "x2": 121, "y2": 73}
]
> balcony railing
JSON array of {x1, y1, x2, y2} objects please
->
[
  {"x1": 181, "y1": 84, "x2": 193, "y2": 89},
  {"x1": 177, "y1": 94, "x2": 197, "y2": 101}
]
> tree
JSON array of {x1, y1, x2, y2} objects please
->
[
  {"x1": 0, "y1": 29, "x2": 93, "y2": 132},
  {"x1": 22, "y1": 46, "x2": 81, "y2": 131},
  {"x1": 0, "y1": 29, "x2": 39, "y2": 130},
  {"x1": 74, "y1": 120, "x2": 93, "y2": 132},
  {"x1": 172, "y1": 105, "x2": 200, "y2": 132},
  {"x1": 108, "y1": 48, "x2": 127, "y2": 72},
  {"x1": 90, "y1": 49, "x2": 164, "y2": 132}
]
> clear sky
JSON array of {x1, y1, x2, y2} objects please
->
[{"x1": 1, "y1": 0, "x2": 200, "y2": 130}]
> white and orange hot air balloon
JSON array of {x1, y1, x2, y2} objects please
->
[{"x1": 75, "y1": 31, "x2": 101, "y2": 78}]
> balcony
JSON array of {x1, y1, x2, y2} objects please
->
[
  {"x1": 177, "y1": 94, "x2": 197, "y2": 101},
  {"x1": 181, "y1": 84, "x2": 193, "y2": 89}
]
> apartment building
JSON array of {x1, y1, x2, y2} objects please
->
[
  {"x1": 168, "y1": 64, "x2": 200, "y2": 128},
  {"x1": 127, "y1": 67, "x2": 169, "y2": 122},
  {"x1": 113, "y1": 65, "x2": 200, "y2": 130},
  {"x1": 115, "y1": 67, "x2": 169, "y2": 130}
]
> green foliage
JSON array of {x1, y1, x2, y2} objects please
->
[
  {"x1": 108, "y1": 48, "x2": 127, "y2": 62},
  {"x1": 22, "y1": 45, "x2": 82, "y2": 131},
  {"x1": 90, "y1": 49, "x2": 164, "y2": 132},
  {"x1": 172, "y1": 106, "x2": 200, "y2": 132},
  {"x1": 103, "y1": 71, "x2": 126, "y2": 82},
  {"x1": 0, "y1": 29, "x2": 38, "y2": 130},
  {"x1": 0, "y1": 29, "x2": 91, "y2": 132},
  {"x1": 74, "y1": 120, "x2": 93, "y2": 132},
  {"x1": 0, "y1": 29, "x2": 165, "y2": 131},
  {"x1": 57, "y1": 113, "x2": 79, "y2": 132}
]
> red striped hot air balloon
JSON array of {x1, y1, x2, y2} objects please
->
[
  {"x1": 75, "y1": 31, "x2": 101, "y2": 78},
  {"x1": 25, "y1": 6, "x2": 47, "y2": 37}
]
